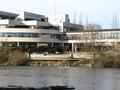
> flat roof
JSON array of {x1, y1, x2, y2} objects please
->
[
  {"x1": 24, "y1": 12, "x2": 45, "y2": 21},
  {"x1": 0, "y1": 11, "x2": 19, "y2": 19},
  {"x1": 24, "y1": 12, "x2": 44, "y2": 17},
  {"x1": 66, "y1": 28, "x2": 120, "y2": 33}
]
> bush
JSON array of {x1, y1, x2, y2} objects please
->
[
  {"x1": 93, "y1": 52, "x2": 120, "y2": 68},
  {"x1": 8, "y1": 50, "x2": 29, "y2": 66},
  {"x1": 0, "y1": 47, "x2": 8, "y2": 64}
]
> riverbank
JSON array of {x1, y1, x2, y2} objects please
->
[
  {"x1": 28, "y1": 59, "x2": 92, "y2": 67},
  {"x1": 28, "y1": 52, "x2": 92, "y2": 67},
  {"x1": 0, "y1": 48, "x2": 120, "y2": 68},
  {"x1": 30, "y1": 52, "x2": 91, "y2": 60},
  {"x1": 28, "y1": 51, "x2": 120, "y2": 68}
]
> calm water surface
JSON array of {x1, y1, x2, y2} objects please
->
[{"x1": 0, "y1": 67, "x2": 120, "y2": 90}]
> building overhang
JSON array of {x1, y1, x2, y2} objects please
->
[{"x1": 0, "y1": 11, "x2": 19, "y2": 20}]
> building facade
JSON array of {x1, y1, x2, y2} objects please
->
[{"x1": 0, "y1": 11, "x2": 120, "y2": 52}]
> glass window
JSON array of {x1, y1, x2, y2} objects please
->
[{"x1": 1, "y1": 33, "x2": 39, "y2": 38}]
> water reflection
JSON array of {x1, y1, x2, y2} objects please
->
[{"x1": 0, "y1": 67, "x2": 120, "y2": 90}]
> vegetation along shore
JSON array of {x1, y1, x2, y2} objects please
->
[{"x1": 0, "y1": 46, "x2": 120, "y2": 68}]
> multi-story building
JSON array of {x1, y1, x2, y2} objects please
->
[
  {"x1": 0, "y1": 11, "x2": 120, "y2": 52},
  {"x1": 0, "y1": 11, "x2": 83, "y2": 52}
]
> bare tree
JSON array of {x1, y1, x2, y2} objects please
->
[
  {"x1": 82, "y1": 22, "x2": 101, "y2": 66},
  {"x1": 83, "y1": 22, "x2": 101, "y2": 50},
  {"x1": 111, "y1": 14, "x2": 119, "y2": 29},
  {"x1": 79, "y1": 13, "x2": 83, "y2": 25}
]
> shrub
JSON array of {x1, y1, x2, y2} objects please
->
[
  {"x1": 8, "y1": 50, "x2": 29, "y2": 66},
  {"x1": 93, "y1": 51, "x2": 120, "y2": 68},
  {"x1": 0, "y1": 47, "x2": 9, "y2": 64}
]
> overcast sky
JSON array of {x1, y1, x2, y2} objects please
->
[{"x1": 1, "y1": 0, "x2": 120, "y2": 28}]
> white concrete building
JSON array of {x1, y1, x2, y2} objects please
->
[
  {"x1": 0, "y1": 11, "x2": 120, "y2": 52},
  {"x1": 0, "y1": 11, "x2": 84, "y2": 52}
]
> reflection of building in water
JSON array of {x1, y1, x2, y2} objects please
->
[{"x1": 43, "y1": 69, "x2": 69, "y2": 86}]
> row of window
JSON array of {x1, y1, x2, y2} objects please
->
[
  {"x1": 0, "y1": 33, "x2": 62, "y2": 40},
  {"x1": 0, "y1": 33, "x2": 39, "y2": 38},
  {"x1": 67, "y1": 32, "x2": 120, "y2": 40},
  {"x1": 2, "y1": 32, "x2": 120, "y2": 40}
]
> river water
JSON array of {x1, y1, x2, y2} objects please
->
[{"x1": 0, "y1": 67, "x2": 120, "y2": 90}]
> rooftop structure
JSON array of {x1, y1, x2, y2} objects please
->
[
  {"x1": 24, "y1": 12, "x2": 46, "y2": 21},
  {"x1": 0, "y1": 11, "x2": 19, "y2": 20},
  {"x1": 48, "y1": 14, "x2": 84, "y2": 32}
]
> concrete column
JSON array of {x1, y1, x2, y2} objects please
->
[
  {"x1": 72, "y1": 43, "x2": 74, "y2": 52},
  {"x1": 62, "y1": 43, "x2": 65, "y2": 51},
  {"x1": 17, "y1": 42, "x2": 19, "y2": 47},
  {"x1": 51, "y1": 43, "x2": 54, "y2": 47},
  {"x1": 75, "y1": 43, "x2": 77, "y2": 52},
  {"x1": 62, "y1": 43, "x2": 64, "y2": 47},
  {"x1": 37, "y1": 43, "x2": 40, "y2": 47}
]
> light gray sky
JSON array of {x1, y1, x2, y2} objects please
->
[{"x1": 1, "y1": 0, "x2": 120, "y2": 28}]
